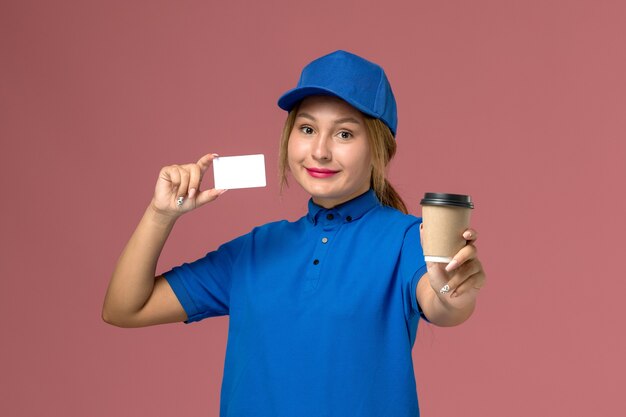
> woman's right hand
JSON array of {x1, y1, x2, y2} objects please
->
[{"x1": 150, "y1": 153, "x2": 226, "y2": 220}]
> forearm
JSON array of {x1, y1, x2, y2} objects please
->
[
  {"x1": 102, "y1": 204, "x2": 177, "y2": 322},
  {"x1": 418, "y1": 274, "x2": 477, "y2": 327}
]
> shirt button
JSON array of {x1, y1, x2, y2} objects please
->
[
  {"x1": 313, "y1": 259, "x2": 320, "y2": 265},
  {"x1": 326, "y1": 213, "x2": 334, "y2": 220},
  {"x1": 346, "y1": 216, "x2": 352, "y2": 222},
  {"x1": 321, "y1": 237, "x2": 328, "y2": 244}
]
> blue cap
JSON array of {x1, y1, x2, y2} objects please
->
[{"x1": 278, "y1": 50, "x2": 398, "y2": 137}]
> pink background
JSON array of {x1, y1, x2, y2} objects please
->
[{"x1": 2, "y1": 1, "x2": 625, "y2": 416}]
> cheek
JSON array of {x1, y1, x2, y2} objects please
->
[
  {"x1": 286, "y1": 138, "x2": 299, "y2": 170},
  {"x1": 352, "y1": 146, "x2": 372, "y2": 175},
  {"x1": 287, "y1": 135, "x2": 303, "y2": 161}
]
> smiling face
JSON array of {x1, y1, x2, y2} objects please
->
[{"x1": 287, "y1": 95, "x2": 372, "y2": 208}]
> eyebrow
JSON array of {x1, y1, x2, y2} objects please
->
[{"x1": 295, "y1": 112, "x2": 361, "y2": 125}]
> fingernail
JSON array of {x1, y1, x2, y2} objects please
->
[
  {"x1": 219, "y1": 189, "x2": 228, "y2": 195},
  {"x1": 464, "y1": 231, "x2": 471, "y2": 239},
  {"x1": 188, "y1": 188, "x2": 196, "y2": 198},
  {"x1": 445, "y1": 259, "x2": 458, "y2": 272}
]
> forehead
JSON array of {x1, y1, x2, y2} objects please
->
[{"x1": 297, "y1": 95, "x2": 364, "y2": 119}]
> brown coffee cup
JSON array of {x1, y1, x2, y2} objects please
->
[{"x1": 420, "y1": 193, "x2": 474, "y2": 263}]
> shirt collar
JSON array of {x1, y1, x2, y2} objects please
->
[{"x1": 307, "y1": 189, "x2": 380, "y2": 225}]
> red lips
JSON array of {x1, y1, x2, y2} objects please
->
[{"x1": 306, "y1": 167, "x2": 339, "y2": 178}]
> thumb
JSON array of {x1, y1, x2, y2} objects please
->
[
  {"x1": 195, "y1": 188, "x2": 227, "y2": 207},
  {"x1": 426, "y1": 262, "x2": 449, "y2": 292},
  {"x1": 197, "y1": 153, "x2": 219, "y2": 176}
]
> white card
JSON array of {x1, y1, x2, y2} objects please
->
[{"x1": 213, "y1": 154, "x2": 266, "y2": 190}]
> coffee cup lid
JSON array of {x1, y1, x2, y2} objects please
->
[{"x1": 420, "y1": 192, "x2": 474, "y2": 209}]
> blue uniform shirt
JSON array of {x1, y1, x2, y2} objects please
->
[{"x1": 164, "y1": 189, "x2": 429, "y2": 417}]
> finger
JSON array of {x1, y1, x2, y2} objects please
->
[
  {"x1": 445, "y1": 258, "x2": 482, "y2": 293},
  {"x1": 186, "y1": 163, "x2": 201, "y2": 199},
  {"x1": 451, "y1": 269, "x2": 486, "y2": 297},
  {"x1": 167, "y1": 165, "x2": 181, "y2": 191},
  {"x1": 195, "y1": 188, "x2": 227, "y2": 207},
  {"x1": 463, "y1": 228, "x2": 478, "y2": 241},
  {"x1": 196, "y1": 153, "x2": 218, "y2": 176},
  {"x1": 445, "y1": 243, "x2": 477, "y2": 272},
  {"x1": 176, "y1": 166, "x2": 191, "y2": 199}
]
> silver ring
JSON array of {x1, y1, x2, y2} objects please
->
[
  {"x1": 439, "y1": 284, "x2": 450, "y2": 294},
  {"x1": 176, "y1": 196, "x2": 184, "y2": 207}
]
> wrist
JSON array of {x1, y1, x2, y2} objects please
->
[{"x1": 147, "y1": 202, "x2": 179, "y2": 227}]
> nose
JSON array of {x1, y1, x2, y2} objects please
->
[{"x1": 311, "y1": 134, "x2": 332, "y2": 162}]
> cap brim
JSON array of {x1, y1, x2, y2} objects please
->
[{"x1": 278, "y1": 86, "x2": 348, "y2": 111}]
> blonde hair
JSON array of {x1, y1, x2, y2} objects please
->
[{"x1": 278, "y1": 102, "x2": 408, "y2": 214}]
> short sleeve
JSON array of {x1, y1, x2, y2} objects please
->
[
  {"x1": 399, "y1": 219, "x2": 430, "y2": 323},
  {"x1": 162, "y1": 233, "x2": 248, "y2": 323}
]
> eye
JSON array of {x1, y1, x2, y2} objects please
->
[
  {"x1": 338, "y1": 131, "x2": 352, "y2": 140},
  {"x1": 299, "y1": 125, "x2": 314, "y2": 135}
]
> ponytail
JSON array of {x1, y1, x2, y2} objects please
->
[
  {"x1": 377, "y1": 179, "x2": 408, "y2": 214},
  {"x1": 364, "y1": 117, "x2": 408, "y2": 214}
]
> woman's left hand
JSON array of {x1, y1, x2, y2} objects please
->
[{"x1": 424, "y1": 228, "x2": 486, "y2": 309}]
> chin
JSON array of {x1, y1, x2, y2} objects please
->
[{"x1": 306, "y1": 188, "x2": 339, "y2": 201}]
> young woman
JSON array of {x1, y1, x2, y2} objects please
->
[{"x1": 103, "y1": 50, "x2": 486, "y2": 417}]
